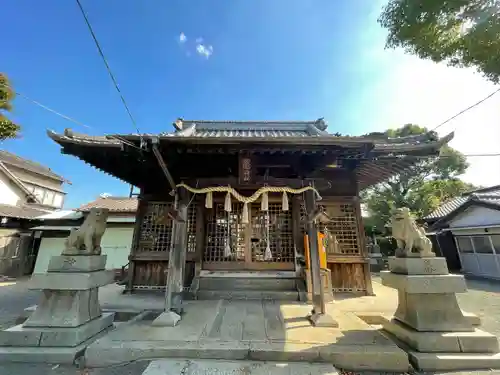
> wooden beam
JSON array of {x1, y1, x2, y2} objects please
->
[{"x1": 151, "y1": 137, "x2": 177, "y2": 191}]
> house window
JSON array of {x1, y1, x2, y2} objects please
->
[
  {"x1": 472, "y1": 236, "x2": 493, "y2": 254},
  {"x1": 490, "y1": 235, "x2": 500, "y2": 255},
  {"x1": 43, "y1": 190, "x2": 55, "y2": 206},
  {"x1": 456, "y1": 237, "x2": 473, "y2": 253},
  {"x1": 53, "y1": 193, "x2": 64, "y2": 208}
]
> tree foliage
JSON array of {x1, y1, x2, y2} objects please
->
[
  {"x1": 378, "y1": 0, "x2": 500, "y2": 83},
  {"x1": 0, "y1": 74, "x2": 21, "y2": 140},
  {"x1": 363, "y1": 124, "x2": 474, "y2": 230}
]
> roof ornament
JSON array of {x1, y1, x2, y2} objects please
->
[
  {"x1": 64, "y1": 128, "x2": 74, "y2": 138},
  {"x1": 314, "y1": 117, "x2": 328, "y2": 131},
  {"x1": 173, "y1": 118, "x2": 184, "y2": 131}
]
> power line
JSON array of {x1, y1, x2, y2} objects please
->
[
  {"x1": 75, "y1": 0, "x2": 141, "y2": 136},
  {"x1": 431, "y1": 87, "x2": 500, "y2": 132},
  {"x1": 2, "y1": 84, "x2": 499, "y2": 160},
  {"x1": 0, "y1": 82, "x2": 143, "y2": 151}
]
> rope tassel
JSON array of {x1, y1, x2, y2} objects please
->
[
  {"x1": 224, "y1": 240, "x2": 233, "y2": 257},
  {"x1": 282, "y1": 192, "x2": 289, "y2": 211},
  {"x1": 224, "y1": 192, "x2": 232, "y2": 212},
  {"x1": 261, "y1": 191, "x2": 268, "y2": 211},
  {"x1": 241, "y1": 202, "x2": 249, "y2": 224},
  {"x1": 264, "y1": 243, "x2": 272, "y2": 261},
  {"x1": 205, "y1": 192, "x2": 213, "y2": 209}
]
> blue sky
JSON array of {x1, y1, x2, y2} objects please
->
[{"x1": 3, "y1": 0, "x2": 500, "y2": 209}]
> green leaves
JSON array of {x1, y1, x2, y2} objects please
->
[
  {"x1": 0, "y1": 73, "x2": 21, "y2": 140},
  {"x1": 363, "y1": 124, "x2": 472, "y2": 230},
  {"x1": 379, "y1": 0, "x2": 500, "y2": 83}
]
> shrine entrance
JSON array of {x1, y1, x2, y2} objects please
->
[{"x1": 203, "y1": 202, "x2": 295, "y2": 271}]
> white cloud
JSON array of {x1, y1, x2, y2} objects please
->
[
  {"x1": 353, "y1": 6, "x2": 500, "y2": 188},
  {"x1": 196, "y1": 43, "x2": 213, "y2": 59},
  {"x1": 179, "y1": 32, "x2": 187, "y2": 43}
]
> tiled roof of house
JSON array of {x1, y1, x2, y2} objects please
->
[
  {"x1": 423, "y1": 197, "x2": 469, "y2": 220},
  {"x1": 0, "y1": 150, "x2": 65, "y2": 182},
  {"x1": 0, "y1": 204, "x2": 48, "y2": 219},
  {"x1": 76, "y1": 196, "x2": 138, "y2": 213},
  {"x1": 424, "y1": 185, "x2": 500, "y2": 220}
]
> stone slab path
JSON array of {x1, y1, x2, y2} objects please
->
[{"x1": 2, "y1": 275, "x2": 500, "y2": 374}]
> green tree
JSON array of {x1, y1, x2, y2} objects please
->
[
  {"x1": 378, "y1": 0, "x2": 500, "y2": 83},
  {"x1": 0, "y1": 74, "x2": 21, "y2": 140},
  {"x1": 363, "y1": 124, "x2": 474, "y2": 230}
]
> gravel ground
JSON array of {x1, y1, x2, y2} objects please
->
[{"x1": 0, "y1": 276, "x2": 499, "y2": 375}]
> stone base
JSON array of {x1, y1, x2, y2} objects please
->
[
  {"x1": 0, "y1": 341, "x2": 88, "y2": 365},
  {"x1": 29, "y1": 270, "x2": 114, "y2": 290},
  {"x1": 388, "y1": 256, "x2": 449, "y2": 275},
  {"x1": 24, "y1": 288, "x2": 101, "y2": 328},
  {"x1": 307, "y1": 312, "x2": 338, "y2": 328},
  {"x1": 381, "y1": 272, "x2": 467, "y2": 294},
  {"x1": 48, "y1": 255, "x2": 107, "y2": 273},
  {"x1": 383, "y1": 318, "x2": 499, "y2": 353},
  {"x1": 0, "y1": 313, "x2": 114, "y2": 347},
  {"x1": 409, "y1": 352, "x2": 500, "y2": 371},
  {"x1": 151, "y1": 311, "x2": 181, "y2": 327},
  {"x1": 381, "y1": 270, "x2": 472, "y2": 332},
  {"x1": 393, "y1": 290, "x2": 473, "y2": 332}
]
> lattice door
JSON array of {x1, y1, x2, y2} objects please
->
[
  {"x1": 249, "y1": 203, "x2": 295, "y2": 269},
  {"x1": 204, "y1": 203, "x2": 245, "y2": 266},
  {"x1": 137, "y1": 202, "x2": 198, "y2": 254},
  {"x1": 203, "y1": 202, "x2": 295, "y2": 270}
]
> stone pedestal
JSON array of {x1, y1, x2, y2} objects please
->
[
  {"x1": 0, "y1": 254, "x2": 115, "y2": 363},
  {"x1": 369, "y1": 253, "x2": 384, "y2": 272},
  {"x1": 381, "y1": 257, "x2": 500, "y2": 371}
]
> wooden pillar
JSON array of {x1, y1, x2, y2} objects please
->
[
  {"x1": 292, "y1": 196, "x2": 303, "y2": 255},
  {"x1": 126, "y1": 194, "x2": 146, "y2": 294},
  {"x1": 165, "y1": 200, "x2": 189, "y2": 315},
  {"x1": 354, "y1": 197, "x2": 374, "y2": 296},
  {"x1": 304, "y1": 188, "x2": 338, "y2": 327},
  {"x1": 190, "y1": 200, "x2": 206, "y2": 296},
  {"x1": 304, "y1": 189, "x2": 325, "y2": 316}
]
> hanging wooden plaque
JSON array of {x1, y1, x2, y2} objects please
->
[{"x1": 239, "y1": 153, "x2": 254, "y2": 185}]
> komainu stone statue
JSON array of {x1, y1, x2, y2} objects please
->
[
  {"x1": 388, "y1": 207, "x2": 434, "y2": 258},
  {"x1": 63, "y1": 208, "x2": 109, "y2": 255}
]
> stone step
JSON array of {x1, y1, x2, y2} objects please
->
[
  {"x1": 196, "y1": 290, "x2": 300, "y2": 301},
  {"x1": 199, "y1": 277, "x2": 297, "y2": 291}
]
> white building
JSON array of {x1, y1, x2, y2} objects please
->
[
  {"x1": 32, "y1": 196, "x2": 137, "y2": 276},
  {"x1": 425, "y1": 185, "x2": 500, "y2": 280}
]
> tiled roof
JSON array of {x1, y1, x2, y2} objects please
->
[
  {"x1": 424, "y1": 185, "x2": 500, "y2": 220},
  {"x1": 424, "y1": 196, "x2": 469, "y2": 220},
  {"x1": 0, "y1": 151, "x2": 65, "y2": 182},
  {"x1": 76, "y1": 196, "x2": 138, "y2": 213},
  {"x1": 48, "y1": 120, "x2": 454, "y2": 154},
  {"x1": 0, "y1": 204, "x2": 49, "y2": 219},
  {"x1": 163, "y1": 120, "x2": 329, "y2": 138}
]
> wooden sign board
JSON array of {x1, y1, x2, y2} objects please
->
[{"x1": 239, "y1": 153, "x2": 254, "y2": 185}]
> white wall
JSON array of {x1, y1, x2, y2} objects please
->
[
  {"x1": 449, "y1": 206, "x2": 500, "y2": 228},
  {"x1": 33, "y1": 227, "x2": 134, "y2": 274},
  {"x1": 0, "y1": 171, "x2": 21, "y2": 206}
]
